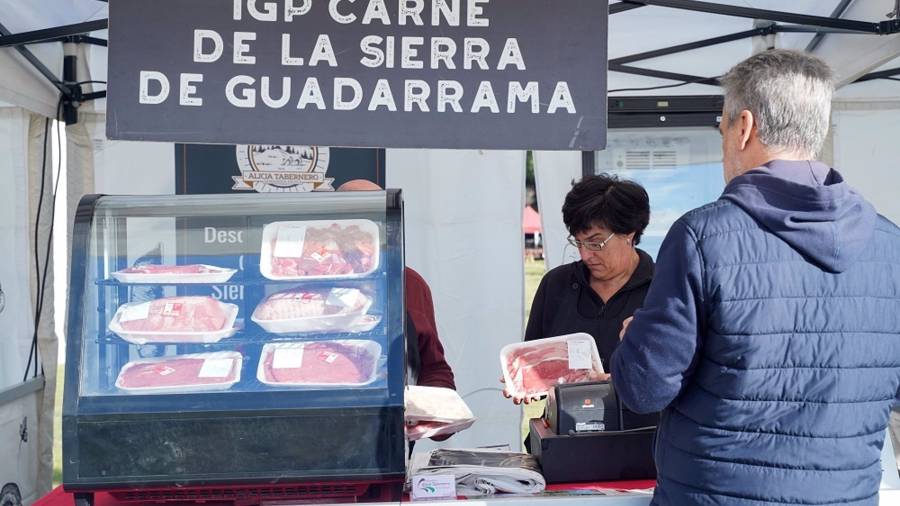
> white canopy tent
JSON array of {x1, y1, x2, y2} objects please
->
[{"x1": 0, "y1": 1, "x2": 899, "y2": 503}]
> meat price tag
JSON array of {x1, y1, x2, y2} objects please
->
[
  {"x1": 273, "y1": 346, "x2": 305, "y2": 369},
  {"x1": 326, "y1": 288, "x2": 361, "y2": 308},
  {"x1": 162, "y1": 302, "x2": 183, "y2": 317},
  {"x1": 198, "y1": 358, "x2": 234, "y2": 378},
  {"x1": 568, "y1": 339, "x2": 593, "y2": 370},
  {"x1": 273, "y1": 226, "x2": 306, "y2": 258},
  {"x1": 119, "y1": 303, "x2": 151, "y2": 323}
]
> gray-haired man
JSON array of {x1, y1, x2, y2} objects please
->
[{"x1": 611, "y1": 49, "x2": 900, "y2": 505}]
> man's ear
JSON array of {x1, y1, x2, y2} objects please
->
[{"x1": 739, "y1": 110, "x2": 755, "y2": 150}]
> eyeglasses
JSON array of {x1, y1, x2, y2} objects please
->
[{"x1": 568, "y1": 232, "x2": 616, "y2": 252}]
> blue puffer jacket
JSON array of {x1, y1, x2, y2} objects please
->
[{"x1": 611, "y1": 160, "x2": 900, "y2": 505}]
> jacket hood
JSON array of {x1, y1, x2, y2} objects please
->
[{"x1": 721, "y1": 160, "x2": 876, "y2": 273}]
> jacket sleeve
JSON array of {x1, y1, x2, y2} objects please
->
[
  {"x1": 611, "y1": 219, "x2": 705, "y2": 414},
  {"x1": 416, "y1": 325, "x2": 457, "y2": 390},
  {"x1": 524, "y1": 275, "x2": 549, "y2": 341},
  {"x1": 408, "y1": 271, "x2": 456, "y2": 390}
]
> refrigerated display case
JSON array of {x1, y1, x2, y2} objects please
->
[{"x1": 62, "y1": 191, "x2": 406, "y2": 504}]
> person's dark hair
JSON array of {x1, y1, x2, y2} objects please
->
[{"x1": 562, "y1": 174, "x2": 650, "y2": 245}]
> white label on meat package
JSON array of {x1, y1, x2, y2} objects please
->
[
  {"x1": 326, "y1": 288, "x2": 361, "y2": 309},
  {"x1": 273, "y1": 346, "x2": 305, "y2": 369},
  {"x1": 198, "y1": 358, "x2": 234, "y2": 378},
  {"x1": 273, "y1": 226, "x2": 306, "y2": 258},
  {"x1": 161, "y1": 302, "x2": 183, "y2": 317},
  {"x1": 568, "y1": 339, "x2": 593, "y2": 370},
  {"x1": 118, "y1": 303, "x2": 151, "y2": 323}
]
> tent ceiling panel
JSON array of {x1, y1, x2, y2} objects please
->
[
  {"x1": 0, "y1": 44, "x2": 61, "y2": 117},
  {"x1": 0, "y1": 0, "x2": 105, "y2": 33},
  {"x1": 0, "y1": 0, "x2": 105, "y2": 114},
  {"x1": 812, "y1": 0, "x2": 900, "y2": 87},
  {"x1": 618, "y1": 38, "x2": 751, "y2": 80}
]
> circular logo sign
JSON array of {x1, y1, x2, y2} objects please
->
[{"x1": 234, "y1": 145, "x2": 333, "y2": 193}]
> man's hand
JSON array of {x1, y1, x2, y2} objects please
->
[
  {"x1": 619, "y1": 316, "x2": 634, "y2": 341},
  {"x1": 500, "y1": 376, "x2": 543, "y2": 405}
]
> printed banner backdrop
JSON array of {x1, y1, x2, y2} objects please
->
[
  {"x1": 107, "y1": 0, "x2": 608, "y2": 150},
  {"x1": 175, "y1": 144, "x2": 385, "y2": 194}
]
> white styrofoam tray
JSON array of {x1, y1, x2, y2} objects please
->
[
  {"x1": 259, "y1": 219, "x2": 380, "y2": 281},
  {"x1": 108, "y1": 299, "x2": 240, "y2": 345},
  {"x1": 499, "y1": 332, "x2": 605, "y2": 399},
  {"x1": 115, "y1": 351, "x2": 243, "y2": 395},
  {"x1": 111, "y1": 264, "x2": 237, "y2": 284},
  {"x1": 406, "y1": 385, "x2": 476, "y2": 424},
  {"x1": 257, "y1": 339, "x2": 382, "y2": 387},
  {"x1": 251, "y1": 288, "x2": 375, "y2": 334}
]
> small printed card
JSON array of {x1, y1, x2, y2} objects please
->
[
  {"x1": 410, "y1": 474, "x2": 457, "y2": 501},
  {"x1": 326, "y1": 288, "x2": 362, "y2": 308},
  {"x1": 119, "y1": 303, "x2": 151, "y2": 323},
  {"x1": 273, "y1": 226, "x2": 306, "y2": 258},
  {"x1": 567, "y1": 339, "x2": 593, "y2": 370},
  {"x1": 198, "y1": 358, "x2": 235, "y2": 378},
  {"x1": 272, "y1": 346, "x2": 305, "y2": 369}
]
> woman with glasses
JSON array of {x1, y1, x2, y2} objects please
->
[{"x1": 510, "y1": 174, "x2": 653, "y2": 404}]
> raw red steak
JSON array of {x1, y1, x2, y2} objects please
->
[
  {"x1": 117, "y1": 354, "x2": 240, "y2": 390},
  {"x1": 260, "y1": 341, "x2": 377, "y2": 385},
  {"x1": 118, "y1": 296, "x2": 229, "y2": 333},
  {"x1": 253, "y1": 288, "x2": 368, "y2": 321},
  {"x1": 118, "y1": 264, "x2": 218, "y2": 274},
  {"x1": 506, "y1": 341, "x2": 602, "y2": 397},
  {"x1": 270, "y1": 224, "x2": 376, "y2": 277}
]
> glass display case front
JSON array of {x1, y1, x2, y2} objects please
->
[{"x1": 62, "y1": 191, "x2": 406, "y2": 492}]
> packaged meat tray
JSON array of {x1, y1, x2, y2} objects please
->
[
  {"x1": 251, "y1": 287, "x2": 375, "y2": 334},
  {"x1": 405, "y1": 385, "x2": 476, "y2": 441},
  {"x1": 406, "y1": 419, "x2": 477, "y2": 442},
  {"x1": 115, "y1": 351, "x2": 243, "y2": 394},
  {"x1": 405, "y1": 385, "x2": 475, "y2": 424},
  {"x1": 108, "y1": 296, "x2": 239, "y2": 345},
  {"x1": 500, "y1": 333, "x2": 605, "y2": 399},
  {"x1": 259, "y1": 220, "x2": 380, "y2": 280},
  {"x1": 257, "y1": 340, "x2": 381, "y2": 387},
  {"x1": 111, "y1": 264, "x2": 237, "y2": 284}
]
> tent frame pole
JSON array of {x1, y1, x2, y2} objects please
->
[{"x1": 616, "y1": 0, "x2": 897, "y2": 33}]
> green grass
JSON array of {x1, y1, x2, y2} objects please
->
[
  {"x1": 49, "y1": 258, "x2": 549, "y2": 480},
  {"x1": 524, "y1": 259, "x2": 545, "y2": 320}
]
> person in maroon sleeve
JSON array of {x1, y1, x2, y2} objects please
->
[
  {"x1": 337, "y1": 180, "x2": 457, "y2": 395},
  {"x1": 404, "y1": 266, "x2": 456, "y2": 390}
]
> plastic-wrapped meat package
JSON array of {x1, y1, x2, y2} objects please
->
[
  {"x1": 109, "y1": 296, "x2": 239, "y2": 344},
  {"x1": 405, "y1": 419, "x2": 476, "y2": 441},
  {"x1": 500, "y1": 333, "x2": 605, "y2": 399},
  {"x1": 405, "y1": 385, "x2": 476, "y2": 441},
  {"x1": 261, "y1": 220, "x2": 379, "y2": 280},
  {"x1": 406, "y1": 385, "x2": 475, "y2": 423},
  {"x1": 112, "y1": 264, "x2": 237, "y2": 284},
  {"x1": 251, "y1": 287, "x2": 375, "y2": 334},
  {"x1": 115, "y1": 351, "x2": 243, "y2": 394},
  {"x1": 258, "y1": 340, "x2": 381, "y2": 387}
]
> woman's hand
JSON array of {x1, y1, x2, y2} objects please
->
[
  {"x1": 619, "y1": 316, "x2": 634, "y2": 341},
  {"x1": 500, "y1": 376, "x2": 544, "y2": 405}
]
